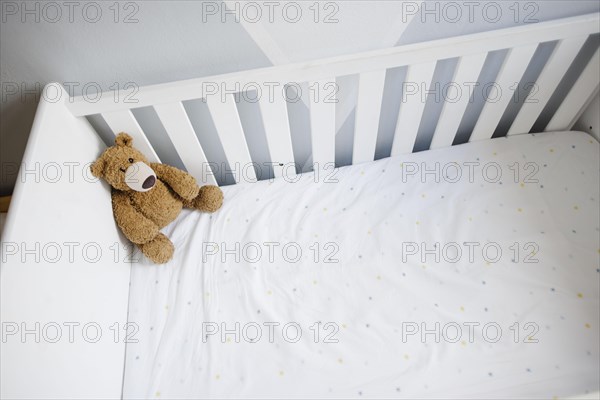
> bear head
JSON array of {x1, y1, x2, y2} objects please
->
[{"x1": 91, "y1": 132, "x2": 157, "y2": 192}]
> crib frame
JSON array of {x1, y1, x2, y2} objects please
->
[{"x1": 1, "y1": 13, "x2": 599, "y2": 399}]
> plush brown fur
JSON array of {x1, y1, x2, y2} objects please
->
[{"x1": 91, "y1": 133, "x2": 223, "y2": 263}]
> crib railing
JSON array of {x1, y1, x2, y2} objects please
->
[{"x1": 67, "y1": 13, "x2": 600, "y2": 186}]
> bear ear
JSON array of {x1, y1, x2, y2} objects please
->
[
  {"x1": 90, "y1": 158, "x2": 106, "y2": 178},
  {"x1": 115, "y1": 132, "x2": 133, "y2": 147}
]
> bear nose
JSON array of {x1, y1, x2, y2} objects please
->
[{"x1": 142, "y1": 175, "x2": 156, "y2": 189}]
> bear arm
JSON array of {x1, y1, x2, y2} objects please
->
[
  {"x1": 150, "y1": 163, "x2": 200, "y2": 201},
  {"x1": 111, "y1": 191, "x2": 159, "y2": 244}
]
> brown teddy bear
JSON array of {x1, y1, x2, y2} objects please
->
[{"x1": 91, "y1": 132, "x2": 223, "y2": 264}]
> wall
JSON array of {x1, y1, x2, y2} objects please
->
[
  {"x1": 574, "y1": 93, "x2": 600, "y2": 140},
  {"x1": 1, "y1": 1, "x2": 599, "y2": 192}
]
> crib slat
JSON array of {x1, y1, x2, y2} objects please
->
[
  {"x1": 430, "y1": 53, "x2": 487, "y2": 149},
  {"x1": 545, "y1": 46, "x2": 600, "y2": 132},
  {"x1": 391, "y1": 61, "x2": 437, "y2": 156},
  {"x1": 309, "y1": 79, "x2": 337, "y2": 169},
  {"x1": 469, "y1": 44, "x2": 538, "y2": 142},
  {"x1": 102, "y1": 109, "x2": 160, "y2": 163},
  {"x1": 206, "y1": 94, "x2": 256, "y2": 183},
  {"x1": 154, "y1": 102, "x2": 217, "y2": 186},
  {"x1": 508, "y1": 36, "x2": 588, "y2": 135},
  {"x1": 257, "y1": 86, "x2": 295, "y2": 178},
  {"x1": 353, "y1": 70, "x2": 387, "y2": 164}
]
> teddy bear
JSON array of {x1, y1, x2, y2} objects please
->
[{"x1": 91, "y1": 132, "x2": 223, "y2": 264}]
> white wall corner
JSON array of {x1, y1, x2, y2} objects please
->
[{"x1": 574, "y1": 92, "x2": 600, "y2": 140}]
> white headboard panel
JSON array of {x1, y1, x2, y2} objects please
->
[{"x1": 67, "y1": 13, "x2": 600, "y2": 186}]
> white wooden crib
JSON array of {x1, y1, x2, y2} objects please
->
[{"x1": 1, "y1": 13, "x2": 599, "y2": 399}]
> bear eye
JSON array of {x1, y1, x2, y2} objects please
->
[
  {"x1": 128, "y1": 158, "x2": 134, "y2": 163},
  {"x1": 120, "y1": 167, "x2": 126, "y2": 172}
]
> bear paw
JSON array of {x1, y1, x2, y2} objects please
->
[
  {"x1": 193, "y1": 185, "x2": 224, "y2": 213},
  {"x1": 139, "y1": 233, "x2": 174, "y2": 264}
]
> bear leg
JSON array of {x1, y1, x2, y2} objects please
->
[{"x1": 139, "y1": 232, "x2": 175, "y2": 264}]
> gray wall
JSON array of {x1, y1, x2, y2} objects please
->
[{"x1": 1, "y1": 0, "x2": 599, "y2": 193}]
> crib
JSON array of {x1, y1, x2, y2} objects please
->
[{"x1": 1, "y1": 13, "x2": 599, "y2": 399}]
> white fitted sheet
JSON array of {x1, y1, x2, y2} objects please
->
[{"x1": 124, "y1": 131, "x2": 600, "y2": 399}]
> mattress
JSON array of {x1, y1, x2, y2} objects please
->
[{"x1": 124, "y1": 131, "x2": 600, "y2": 399}]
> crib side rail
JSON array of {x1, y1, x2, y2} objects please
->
[
  {"x1": 0, "y1": 85, "x2": 130, "y2": 399},
  {"x1": 67, "y1": 13, "x2": 599, "y2": 116},
  {"x1": 67, "y1": 13, "x2": 599, "y2": 186}
]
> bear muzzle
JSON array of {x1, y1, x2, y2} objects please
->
[{"x1": 125, "y1": 162, "x2": 157, "y2": 192}]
